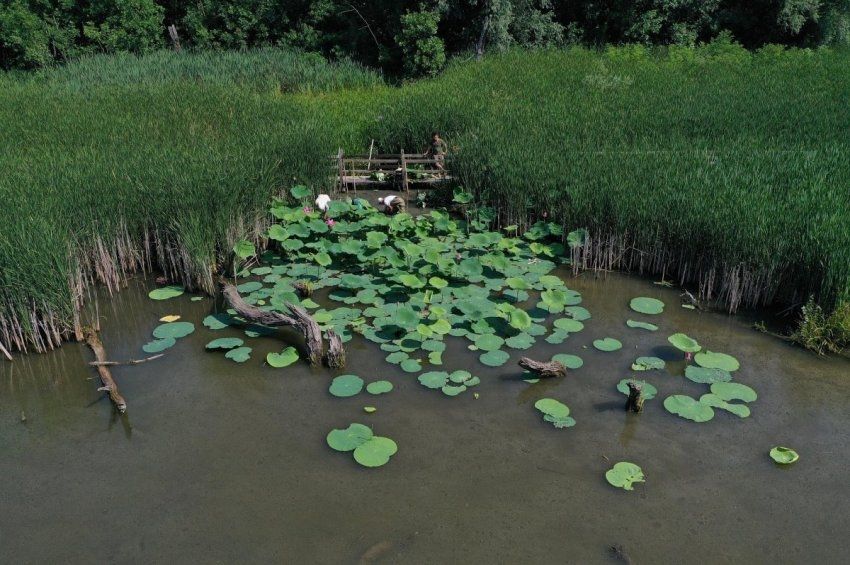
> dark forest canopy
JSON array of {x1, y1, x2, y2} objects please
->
[{"x1": 1, "y1": 1, "x2": 849, "y2": 73}]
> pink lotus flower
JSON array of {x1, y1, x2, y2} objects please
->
[
  {"x1": 303, "y1": 206, "x2": 313, "y2": 213},
  {"x1": 326, "y1": 219, "x2": 335, "y2": 227}
]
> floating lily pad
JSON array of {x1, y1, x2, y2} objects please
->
[
  {"x1": 479, "y1": 350, "x2": 510, "y2": 367},
  {"x1": 663, "y1": 395, "x2": 714, "y2": 422},
  {"x1": 564, "y1": 306, "x2": 591, "y2": 321},
  {"x1": 769, "y1": 446, "x2": 799, "y2": 465},
  {"x1": 353, "y1": 436, "x2": 398, "y2": 468},
  {"x1": 710, "y1": 382, "x2": 757, "y2": 402},
  {"x1": 329, "y1": 374, "x2": 364, "y2": 397},
  {"x1": 630, "y1": 297, "x2": 664, "y2": 315},
  {"x1": 385, "y1": 351, "x2": 409, "y2": 364},
  {"x1": 236, "y1": 281, "x2": 263, "y2": 293},
  {"x1": 474, "y1": 333, "x2": 505, "y2": 352},
  {"x1": 225, "y1": 346, "x2": 252, "y2": 363},
  {"x1": 593, "y1": 338, "x2": 622, "y2": 352},
  {"x1": 631, "y1": 356, "x2": 665, "y2": 371},
  {"x1": 206, "y1": 337, "x2": 244, "y2": 350},
  {"x1": 534, "y1": 398, "x2": 575, "y2": 428},
  {"x1": 366, "y1": 380, "x2": 393, "y2": 395},
  {"x1": 326, "y1": 423, "x2": 372, "y2": 452},
  {"x1": 419, "y1": 371, "x2": 449, "y2": 389},
  {"x1": 149, "y1": 286, "x2": 184, "y2": 300},
  {"x1": 203, "y1": 313, "x2": 232, "y2": 330},
  {"x1": 668, "y1": 333, "x2": 701, "y2": 353},
  {"x1": 505, "y1": 332, "x2": 535, "y2": 349},
  {"x1": 153, "y1": 321, "x2": 195, "y2": 339},
  {"x1": 551, "y1": 353, "x2": 583, "y2": 369},
  {"x1": 694, "y1": 350, "x2": 740, "y2": 372},
  {"x1": 449, "y1": 370, "x2": 473, "y2": 384},
  {"x1": 684, "y1": 366, "x2": 732, "y2": 384},
  {"x1": 363, "y1": 406, "x2": 377, "y2": 413},
  {"x1": 553, "y1": 318, "x2": 584, "y2": 333},
  {"x1": 159, "y1": 314, "x2": 180, "y2": 323},
  {"x1": 626, "y1": 319, "x2": 658, "y2": 331},
  {"x1": 400, "y1": 358, "x2": 422, "y2": 373},
  {"x1": 617, "y1": 379, "x2": 657, "y2": 399},
  {"x1": 442, "y1": 384, "x2": 467, "y2": 396},
  {"x1": 699, "y1": 393, "x2": 750, "y2": 418},
  {"x1": 267, "y1": 346, "x2": 299, "y2": 368},
  {"x1": 605, "y1": 462, "x2": 645, "y2": 491},
  {"x1": 142, "y1": 337, "x2": 175, "y2": 353}
]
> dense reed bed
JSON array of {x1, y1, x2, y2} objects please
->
[{"x1": 1, "y1": 45, "x2": 847, "y2": 352}]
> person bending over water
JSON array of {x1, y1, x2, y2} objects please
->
[
  {"x1": 378, "y1": 195, "x2": 405, "y2": 215},
  {"x1": 315, "y1": 194, "x2": 331, "y2": 214}
]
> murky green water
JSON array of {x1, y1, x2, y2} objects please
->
[{"x1": 1, "y1": 271, "x2": 847, "y2": 564}]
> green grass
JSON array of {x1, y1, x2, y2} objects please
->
[{"x1": 1, "y1": 44, "x2": 848, "y2": 350}]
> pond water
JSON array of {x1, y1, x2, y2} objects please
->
[{"x1": 1, "y1": 271, "x2": 847, "y2": 564}]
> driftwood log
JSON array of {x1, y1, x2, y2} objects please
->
[
  {"x1": 326, "y1": 329, "x2": 346, "y2": 368},
  {"x1": 625, "y1": 381, "x2": 644, "y2": 413},
  {"x1": 518, "y1": 357, "x2": 566, "y2": 378},
  {"x1": 88, "y1": 353, "x2": 164, "y2": 367},
  {"x1": 82, "y1": 327, "x2": 127, "y2": 413},
  {"x1": 221, "y1": 281, "x2": 324, "y2": 366}
]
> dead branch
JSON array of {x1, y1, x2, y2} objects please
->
[
  {"x1": 82, "y1": 327, "x2": 127, "y2": 413},
  {"x1": 0, "y1": 339, "x2": 12, "y2": 361},
  {"x1": 518, "y1": 357, "x2": 566, "y2": 378}
]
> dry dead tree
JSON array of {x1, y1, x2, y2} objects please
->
[
  {"x1": 82, "y1": 327, "x2": 127, "y2": 413},
  {"x1": 326, "y1": 329, "x2": 346, "y2": 368},
  {"x1": 518, "y1": 357, "x2": 566, "y2": 378},
  {"x1": 221, "y1": 280, "x2": 325, "y2": 366}
]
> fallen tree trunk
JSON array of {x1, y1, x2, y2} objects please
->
[
  {"x1": 518, "y1": 357, "x2": 566, "y2": 378},
  {"x1": 89, "y1": 353, "x2": 164, "y2": 367},
  {"x1": 82, "y1": 327, "x2": 127, "y2": 413},
  {"x1": 326, "y1": 329, "x2": 346, "y2": 368},
  {"x1": 221, "y1": 280, "x2": 324, "y2": 366}
]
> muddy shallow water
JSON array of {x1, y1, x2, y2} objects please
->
[{"x1": 1, "y1": 271, "x2": 848, "y2": 564}]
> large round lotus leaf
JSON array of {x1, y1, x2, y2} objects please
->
[
  {"x1": 695, "y1": 351, "x2": 740, "y2": 372},
  {"x1": 545, "y1": 330, "x2": 569, "y2": 345},
  {"x1": 631, "y1": 356, "x2": 665, "y2": 371},
  {"x1": 626, "y1": 319, "x2": 658, "y2": 331},
  {"x1": 616, "y1": 379, "x2": 658, "y2": 400},
  {"x1": 422, "y1": 340, "x2": 446, "y2": 352},
  {"x1": 203, "y1": 314, "x2": 232, "y2": 330},
  {"x1": 593, "y1": 338, "x2": 622, "y2": 352},
  {"x1": 769, "y1": 446, "x2": 799, "y2": 464},
  {"x1": 605, "y1": 462, "x2": 645, "y2": 491},
  {"x1": 663, "y1": 395, "x2": 715, "y2": 422},
  {"x1": 225, "y1": 346, "x2": 252, "y2": 363},
  {"x1": 353, "y1": 436, "x2": 398, "y2": 468},
  {"x1": 418, "y1": 371, "x2": 449, "y2": 389},
  {"x1": 441, "y1": 384, "x2": 467, "y2": 396},
  {"x1": 149, "y1": 285, "x2": 184, "y2": 300},
  {"x1": 564, "y1": 306, "x2": 591, "y2": 321},
  {"x1": 710, "y1": 382, "x2": 757, "y2": 402},
  {"x1": 534, "y1": 398, "x2": 570, "y2": 419},
  {"x1": 329, "y1": 374, "x2": 364, "y2": 397},
  {"x1": 449, "y1": 370, "x2": 473, "y2": 384},
  {"x1": 538, "y1": 274, "x2": 563, "y2": 289},
  {"x1": 552, "y1": 353, "x2": 583, "y2": 369},
  {"x1": 629, "y1": 297, "x2": 664, "y2": 315},
  {"x1": 326, "y1": 423, "x2": 373, "y2": 452},
  {"x1": 366, "y1": 380, "x2": 393, "y2": 395},
  {"x1": 385, "y1": 351, "x2": 409, "y2": 364},
  {"x1": 479, "y1": 350, "x2": 510, "y2": 367},
  {"x1": 267, "y1": 346, "x2": 299, "y2": 368},
  {"x1": 508, "y1": 309, "x2": 533, "y2": 331},
  {"x1": 142, "y1": 337, "x2": 175, "y2": 353},
  {"x1": 505, "y1": 277, "x2": 530, "y2": 290},
  {"x1": 206, "y1": 337, "x2": 244, "y2": 350},
  {"x1": 699, "y1": 393, "x2": 750, "y2": 418},
  {"x1": 236, "y1": 281, "x2": 263, "y2": 293},
  {"x1": 397, "y1": 274, "x2": 425, "y2": 288},
  {"x1": 430, "y1": 319, "x2": 452, "y2": 335},
  {"x1": 668, "y1": 333, "x2": 701, "y2": 353},
  {"x1": 684, "y1": 366, "x2": 732, "y2": 384},
  {"x1": 400, "y1": 358, "x2": 422, "y2": 373},
  {"x1": 505, "y1": 333, "x2": 535, "y2": 350},
  {"x1": 474, "y1": 333, "x2": 505, "y2": 352},
  {"x1": 314, "y1": 252, "x2": 332, "y2": 267},
  {"x1": 429, "y1": 276, "x2": 448, "y2": 289},
  {"x1": 394, "y1": 305, "x2": 419, "y2": 329},
  {"x1": 153, "y1": 321, "x2": 195, "y2": 339},
  {"x1": 553, "y1": 318, "x2": 584, "y2": 332},
  {"x1": 290, "y1": 185, "x2": 312, "y2": 199}
]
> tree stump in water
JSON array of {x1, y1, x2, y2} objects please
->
[
  {"x1": 294, "y1": 280, "x2": 313, "y2": 298},
  {"x1": 326, "y1": 329, "x2": 346, "y2": 368},
  {"x1": 625, "y1": 381, "x2": 644, "y2": 413},
  {"x1": 518, "y1": 357, "x2": 566, "y2": 378},
  {"x1": 221, "y1": 280, "x2": 325, "y2": 366},
  {"x1": 82, "y1": 327, "x2": 127, "y2": 413}
]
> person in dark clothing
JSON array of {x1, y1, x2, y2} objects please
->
[{"x1": 424, "y1": 131, "x2": 447, "y2": 172}]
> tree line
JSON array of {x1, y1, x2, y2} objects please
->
[{"x1": 2, "y1": 1, "x2": 848, "y2": 74}]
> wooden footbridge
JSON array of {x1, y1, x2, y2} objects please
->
[{"x1": 332, "y1": 149, "x2": 452, "y2": 194}]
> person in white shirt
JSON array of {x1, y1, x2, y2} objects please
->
[
  {"x1": 378, "y1": 195, "x2": 405, "y2": 215},
  {"x1": 315, "y1": 194, "x2": 331, "y2": 214}
]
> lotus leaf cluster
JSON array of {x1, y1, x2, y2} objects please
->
[
  {"x1": 534, "y1": 398, "x2": 575, "y2": 428},
  {"x1": 605, "y1": 462, "x2": 645, "y2": 491},
  {"x1": 326, "y1": 423, "x2": 398, "y2": 468}
]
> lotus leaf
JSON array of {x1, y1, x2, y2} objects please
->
[
  {"x1": 552, "y1": 354, "x2": 583, "y2": 369},
  {"x1": 699, "y1": 394, "x2": 750, "y2": 418},
  {"x1": 631, "y1": 356, "x2": 665, "y2": 371},
  {"x1": 605, "y1": 462, "x2": 645, "y2": 491},
  {"x1": 616, "y1": 379, "x2": 658, "y2": 399},
  {"x1": 684, "y1": 366, "x2": 732, "y2": 384},
  {"x1": 237, "y1": 281, "x2": 263, "y2": 293},
  {"x1": 400, "y1": 358, "x2": 422, "y2": 373},
  {"x1": 233, "y1": 240, "x2": 256, "y2": 260},
  {"x1": 203, "y1": 313, "x2": 232, "y2": 330},
  {"x1": 695, "y1": 351, "x2": 740, "y2": 372},
  {"x1": 566, "y1": 228, "x2": 588, "y2": 249},
  {"x1": 430, "y1": 319, "x2": 452, "y2": 335},
  {"x1": 505, "y1": 333, "x2": 535, "y2": 350},
  {"x1": 366, "y1": 380, "x2": 393, "y2": 395},
  {"x1": 543, "y1": 414, "x2": 576, "y2": 428},
  {"x1": 290, "y1": 185, "x2": 311, "y2": 199},
  {"x1": 545, "y1": 330, "x2": 569, "y2": 344},
  {"x1": 474, "y1": 333, "x2": 505, "y2": 352},
  {"x1": 329, "y1": 374, "x2": 364, "y2": 397},
  {"x1": 153, "y1": 321, "x2": 195, "y2": 339},
  {"x1": 398, "y1": 274, "x2": 425, "y2": 288},
  {"x1": 353, "y1": 436, "x2": 398, "y2": 468},
  {"x1": 710, "y1": 382, "x2": 757, "y2": 402},
  {"x1": 442, "y1": 385, "x2": 467, "y2": 396},
  {"x1": 159, "y1": 314, "x2": 181, "y2": 322},
  {"x1": 148, "y1": 286, "x2": 184, "y2": 300},
  {"x1": 326, "y1": 423, "x2": 373, "y2": 452},
  {"x1": 225, "y1": 347, "x2": 252, "y2": 363},
  {"x1": 142, "y1": 337, "x2": 175, "y2": 353},
  {"x1": 553, "y1": 318, "x2": 584, "y2": 332},
  {"x1": 668, "y1": 333, "x2": 701, "y2": 353},
  {"x1": 593, "y1": 338, "x2": 622, "y2": 352},
  {"x1": 314, "y1": 252, "x2": 332, "y2": 267},
  {"x1": 267, "y1": 346, "x2": 299, "y2": 368},
  {"x1": 419, "y1": 371, "x2": 449, "y2": 389},
  {"x1": 429, "y1": 276, "x2": 448, "y2": 289},
  {"x1": 206, "y1": 337, "x2": 244, "y2": 350},
  {"x1": 428, "y1": 351, "x2": 443, "y2": 365},
  {"x1": 449, "y1": 370, "x2": 473, "y2": 384},
  {"x1": 538, "y1": 275, "x2": 563, "y2": 289},
  {"x1": 564, "y1": 306, "x2": 591, "y2": 321},
  {"x1": 769, "y1": 447, "x2": 799, "y2": 464},
  {"x1": 663, "y1": 395, "x2": 714, "y2": 422},
  {"x1": 480, "y1": 350, "x2": 510, "y2": 367},
  {"x1": 626, "y1": 320, "x2": 658, "y2": 331},
  {"x1": 629, "y1": 297, "x2": 664, "y2": 315},
  {"x1": 534, "y1": 398, "x2": 570, "y2": 418}
]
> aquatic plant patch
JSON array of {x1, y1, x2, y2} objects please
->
[
  {"x1": 694, "y1": 351, "x2": 740, "y2": 372},
  {"x1": 631, "y1": 356, "x2": 665, "y2": 371},
  {"x1": 329, "y1": 374, "x2": 364, "y2": 397},
  {"x1": 663, "y1": 395, "x2": 714, "y2": 422},
  {"x1": 769, "y1": 446, "x2": 799, "y2": 464},
  {"x1": 684, "y1": 366, "x2": 732, "y2": 384},
  {"x1": 593, "y1": 338, "x2": 622, "y2": 352},
  {"x1": 668, "y1": 333, "x2": 701, "y2": 353},
  {"x1": 617, "y1": 379, "x2": 657, "y2": 400},
  {"x1": 326, "y1": 423, "x2": 398, "y2": 468},
  {"x1": 267, "y1": 346, "x2": 299, "y2": 368},
  {"x1": 149, "y1": 286, "x2": 184, "y2": 300},
  {"x1": 605, "y1": 462, "x2": 645, "y2": 491},
  {"x1": 534, "y1": 398, "x2": 575, "y2": 428},
  {"x1": 629, "y1": 297, "x2": 664, "y2": 315}
]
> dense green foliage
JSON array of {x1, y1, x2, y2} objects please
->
[
  {"x1": 0, "y1": 44, "x2": 848, "y2": 351},
  {"x1": 1, "y1": 1, "x2": 848, "y2": 73}
]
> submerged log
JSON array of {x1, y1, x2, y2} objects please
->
[
  {"x1": 518, "y1": 357, "x2": 566, "y2": 378},
  {"x1": 82, "y1": 327, "x2": 127, "y2": 413},
  {"x1": 625, "y1": 381, "x2": 644, "y2": 413},
  {"x1": 88, "y1": 353, "x2": 164, "y2": 367},
  {"x1": 326, "y1": 329, "x2": 346, "y2": 368},
  {"x1": 221, "y1": 281, "x2": 324, "y2": 366}
]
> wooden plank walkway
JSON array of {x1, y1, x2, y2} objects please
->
[{"x1": 332, "y1": 149, "x2": 452, "y2": 194}]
